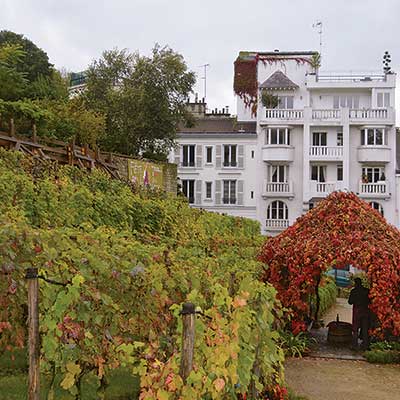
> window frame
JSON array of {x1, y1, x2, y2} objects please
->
[
  {"x1": 361, "y1": 128, "x2": 386, "y2": 146},
  {"x1": 266, "y1": 128, "x2": 291, "y2": 145},
  {"x1": 182, "y1": 179, "x2": 195, "y2": 203},
  {"x1": 362, "y1": 166, "x2": 385, "y2": 183},
  {"x1": 312, "y1": 132, "x2": 327, "y2": 146},
  {"x1": 205, "y1": 146, "x2": 213, "y2": 164},
  {"x1": 223, "y1": 144, "x2": 238, "y2": 167},
  {"x1": 311, "y1": 165, "x2": 326, "y2": 182},
  {"x1": 181, "y1": 144, "x2": 196, "y2": 167},
  {"x1": 205, "y1": 181, "x2": 213, "y2": 199},
  {"x1": 267, "y1": 200, "x2": 288, "y2": 220},
  {"x1": 222, "y1": 180, "x2": 237, "y2": 205},
  {"x1": 369, "y1": 201, "x2": 384, "y2": 216}
]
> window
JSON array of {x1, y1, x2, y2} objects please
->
[
  {"x1": 251, "y1": 150, "x2": 255, "y2": 159},
  {"x1": 377, "y1": 92, "x2": 390, "y2": 108},
  {"x1": 223, "y1": 145, "x2": 237, "y2": 167},
  {"x1": 369, "y1": 202, "x2": 384, "y2": 216},
  {"x1": 206, "y1": 147, "x2": 213, "y2": 164},
  {"x1": 223, "y1": 180, "x2": 236, "y2": 204},
  {"x1": 362, "y1": 167, "x2": 385, "y2": 183},
  {"x1": 205, "y1": 182, "x2": 212, "y2": 199},
  {"x1": 311, "y1": 165, "x2": 326, "y2": 182},
  {"x1": 312, "y1": 132, "x2": 327, "y2": 146},
  {"x1": 267, "y1": 200, "x2": 288, "y2": 220},
  {"x1": 337, "y1": 165, "x2": 343, "y2": 181},
  {"x1": 269, "y1": 165, "x2": 287, "y2": 183},
  {"x1": 333, "y1": 95, "x2": 360, "y2": 109},
  {"x1": 277, "y1": 96, "x2": 294, "y2": 109},
  {"x1": 267, "y1": 128, "x2": 290, "y2": 145},
  {"x1": 337, "y1": 132, "x2": 343, "y2": 146},
  {"x1": 182, "y1": 145, "x2": 195, "y2": 167},
  {"x1": 250, "y1": 191, "x2": 254, "y2": 199},
  {"x1": 182, "y1": 180, "x2": 195, "y2": 203},
  {"x1": 361, "y1": 128, "x2": 386, "y2": 146}
]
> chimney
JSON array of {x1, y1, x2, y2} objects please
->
[{"x1": 226, "y1": 106, "x2": 229, "y2": 114}]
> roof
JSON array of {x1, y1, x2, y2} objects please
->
[
  {"x1": 237, "y1": 50, "x2": 318, "y2": 61},
  {"x1": 178, "y1": 118, "x2": 257, "y2": 135},
  {"x1": 260, "y1": 71, "x2": 299, "y2": 90}
]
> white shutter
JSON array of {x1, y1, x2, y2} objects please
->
[
  {"x1": 237, "y1": 180, "x2": 244, "y2": 205},
  {"x1": 196, "y1": 145, "x2": 203, "y2": 168},
  {"x1": 174, "y1": 145, "x2": 181, "y2": 166},
  {"x1": 215, "y1": 180, "x2": 221, "y2": 205},
  {"x1": 238, "y1": 145, "x2": 244, "y2": 168},
  {"x1": 215, "y1": 145, "x2": 222, "y2": 168},
  {"x1": 195, "y1": 180, "x2": 202, "y2": 205}
]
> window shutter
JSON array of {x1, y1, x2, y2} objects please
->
[
  {"x1": 238, "y1": 145, "x2": 244, "y2": 168},
  {"x1": 174, "y1": 146, "x2": 180, "y2": 166},
  {"x1": 215, "y1": 180, "x2": 221, "y2": 205},
  {"x1": 215, "y1": 145, "x2": 222, "y2": 168},
  {"x1": 237, "y1": 180, "x2": 244, "y2": 205},
  {"x1": 195, "y1": 180, "x2": 202, "y2": 205},
  {"x1": 196, "y1": 145, "x2": 202, "y2": 168}
]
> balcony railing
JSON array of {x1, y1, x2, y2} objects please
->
[
  {"x1": 358, "y1": 182, "x2": 389, "y2": 197},
  {"x1": 349, "y1": 109, "x2": 388, "y2": 120},
  {"x1": 309, "y1": 146, "x2": 343, "y2": 158},
  {"x1": 265, "y1": 109, "x2": 303, "y2": 120},
  {"x1": 266, "y1": 219, "x2": 289, "y2": 230},
  {"x1": 312, "y1": 109, "x2": 341, "y2": 120},
  {"x1": 263, "y1": 180, "x2": 294, "y2": 197},
  {"x1": 310, "y1": 181, "x2": 343, "y2": 196}
]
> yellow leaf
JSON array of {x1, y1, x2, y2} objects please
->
[
  {"x1": 66, "y1": 362, "x2": 81, "y2": 376},
  {"x1": 60, "y1": 372, "x2": 75, "y2": 390},
  {"x1": 157, "y1": 389, "x2": 170, "y2": 400}
]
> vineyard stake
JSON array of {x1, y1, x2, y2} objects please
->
[
  {"x1": 179, "y1": 302, "x2": 195, "y2": 383},
  {"x1": 26, "y1": 267, "x2": 40, "y2": 400}
]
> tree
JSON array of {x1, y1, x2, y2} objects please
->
[
  {"x1": 0, "y1": 30, "x2": 52, "y2": 83},
  {"x1": 83, "y1": 45, "x2": 195, "y2": 158},
  {"x1": 0, "y1": 43, "x2": 27, "y2": 100}
]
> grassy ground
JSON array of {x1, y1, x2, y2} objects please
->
[{"x1": 0, "y1": 350, "x2": 139, "y2": 400}]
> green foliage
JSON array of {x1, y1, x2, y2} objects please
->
[
  {"x1": 317, "y1": 278, "x2": 337, "y2": 319},
  {"x1": 0, "y1": 150, "x2": 286, "y2": 399},
  {"x1": 364, "y1": 349, "x2": 400, "y2": 364},
  {"x1": 83, "y1": 45, "x2": 196, "y2": 158},
  {"x1": 279, "y1": 332, "x2": 314, "y2": 358},
  {"x1": 261, "y1": 91, "x2": 279, "y2": 109}
]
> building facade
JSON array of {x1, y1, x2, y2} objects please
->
[{"x1": 173, "y1": 51, "x2": 398, "y2": 234}]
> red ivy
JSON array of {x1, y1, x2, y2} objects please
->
[{"x1": 259, "y1": 192, "x2": 400, "y2": 338}]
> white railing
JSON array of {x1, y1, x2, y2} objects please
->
[
  {"x1": 349, "y1": 109, "x2": 388, "y2": 120},
  {"x1": 310, "y1": 181, "x2": 342, "y2": 196},
  {"x1": 312, "y1": 109, "x2": 341, "y2": 120},
  {"x1": 359, "y1": 181, "x2": 388, "y2": 195},
  {"x1": 264, "y1": 181, "x2": 292, "y2": 194},
  {"x1": 309, "y1": 146, "x2": 343, "y2": 158},
  {"x1": 265, "y1": 109, "x2": 303, "y2": 120},
  {"x1": 266, "y1": 219, "x2": 289, "y2": 230}
]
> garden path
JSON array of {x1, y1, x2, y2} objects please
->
[{"x1": 285, "y1": 357, "x2": 400, "y2": 400}]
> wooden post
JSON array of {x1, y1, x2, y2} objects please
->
[
  {"x1": 10, "y1": 118, "x2": 15, "y2": 137},
  {"x1": 26, "y1": 267, "x2": 40, "y2": 400},
  {"x1": 32, "y1": 122, "x2": 37, "y2": 143},
  {"x1": 179, "y1": 302, "x2": 195, "y2": 383}
]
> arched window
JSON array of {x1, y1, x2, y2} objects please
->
[
  {"x1": 369, "y1": 201, "x2": 384, "y2": 216},
  {"x1": 267, "y1": 200, "x2": 288, "y2": 220}
]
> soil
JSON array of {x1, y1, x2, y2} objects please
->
[{"x1": 285, "y1": 357, "x2": 400, "y2": 400}]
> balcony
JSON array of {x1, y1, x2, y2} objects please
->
[
  {"x1": 264, "y1": 109, "x2": 304, "y2": 123},
  {"x1": 358, "y1": 182, "x2": 390, "y2": 199},
  {"x1": 349, "y1": 108, "x2": 395, "y2": 125},
  {"x1": 265, "y1": 219, "x2": 289, "y2": 231},
  {"x1": 310, "y1": 181, "x2": 344, "y2": 198},
  {"x1": 262, "y1": 145, "x2": 294, "y2": 162},
  {"x1": 357, "y1": 146, "x2": 391, "y2": 163},
  {"x1": 312, "y1": 109, "x2": 341, "y2": 123},
  {"x1": 262, "y1": 180, "x2": 294, "y2": 198},
  {"x1": 309, "y1": 146, "x2": 343, "y2": 161}
]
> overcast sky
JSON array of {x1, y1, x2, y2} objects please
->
[{"x1": 2, "y1": 0, "x2": 400, "y2": 117}]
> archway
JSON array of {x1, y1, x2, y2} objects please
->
[{"x1": 259, "y1": 191, "x2": 400, "y2": 338}]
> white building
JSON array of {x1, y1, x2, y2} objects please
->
[{"x1": 172, "y1": 50, "x2": 397, "y2": 235}]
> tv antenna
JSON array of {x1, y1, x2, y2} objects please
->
[
  {"x1": 312, "y1": 20, "x2": 323, "y2": 58},
  {"x1": 198, "y1": 63, "x2": 210, "y2": 101}
]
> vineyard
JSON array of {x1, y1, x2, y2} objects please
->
[{"x1": 0, "y1": 149, "x2": 288, "y2": 399}]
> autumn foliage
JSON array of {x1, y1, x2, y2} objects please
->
[{"x1": 259, "y1": 191, "x2": 400, "y2": 338}]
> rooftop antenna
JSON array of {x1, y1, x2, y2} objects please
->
[
  {"x1": 198, "y1": 64, "x2": 210, "y2": 102},
  {"x1": 312, "y1": 21, "x2": 323, "y2": 58}
]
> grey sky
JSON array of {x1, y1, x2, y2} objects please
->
[{"x1": 2, "y1": 0, "x2": 400, "y2": 117}]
